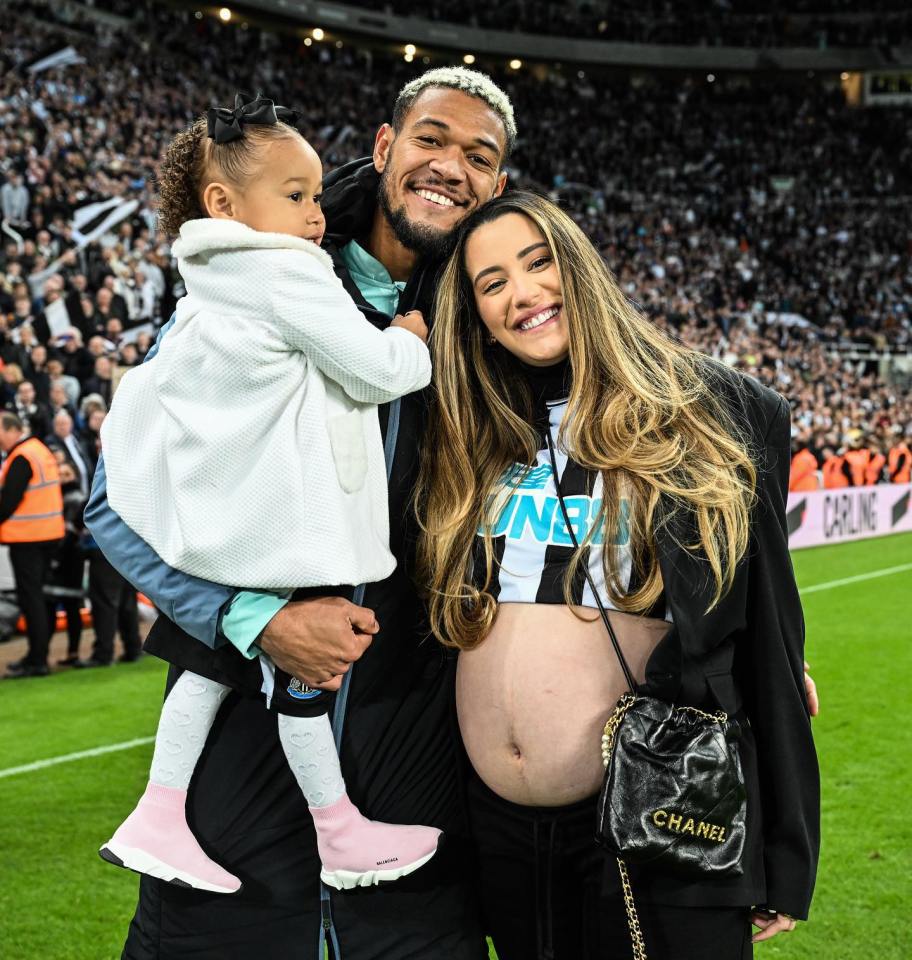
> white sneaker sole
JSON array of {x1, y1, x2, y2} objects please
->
[
  {"x1": 99, "y1": 840, "x2": 242, "y2": 894},
  {"x1": 320, "y1": 849, "x2": 438, "y2": 890}
]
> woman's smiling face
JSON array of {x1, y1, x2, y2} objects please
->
[{"x1": 464, "y1": 212, "x2": 569, "y2": 367}]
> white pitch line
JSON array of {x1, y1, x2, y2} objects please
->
[
  {"x1": 3, "y1": 564, "x2": 912, "y2": 780},
  {"x1": 0, "y1": 736, "x2": 154, "y2": 780},
  {"x1": 800, "y1": 562, "x2": 912, "y2": 595}
]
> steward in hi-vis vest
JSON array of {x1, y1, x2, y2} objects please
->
[
  {"x1": 843, "y1": 434, "x2": 871, "y2": 487},
  {"x1": 889, "y1": 440, "x2": 911, "y2": 484},
  {"x1": 865, "y1": 448, "x2": 886, "y2": 486},
  {"x1": 0, "y1": 413, "x2": 65, "y2": 679},
  {"x1": 0, "y1": 436, "x2": 65, "y2": 543},
  {"x1": 789, "y1": 448, "x2": 819, "y2": 492},
  {"x1": 822, "y1": 451, "x2": 851, "y2": 489}
]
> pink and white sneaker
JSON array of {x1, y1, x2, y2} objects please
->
[
  {"x1": 312, "y1": 794, "x2": 442, "y2": 890},
  {"x1": 99, "y1": 782, "x2": 242, "y2": 894}
]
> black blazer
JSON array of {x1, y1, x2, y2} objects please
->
[{"x1": 631, "y1": 363, "x2": 819, "y2": 920}]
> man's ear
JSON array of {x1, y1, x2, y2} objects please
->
[
  {"x1": 373, "y1": 123, "x2": 395, "y2": 174},
  {"x1": 494, "y1": 170, "x2": 508, "y2": 198},
  {"x1": 201, "y1": 181, "x2": 237, "y2": 220}
]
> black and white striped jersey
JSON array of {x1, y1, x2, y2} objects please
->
[{"x1": 472, "y1": 398, "x2": 672, "y2": 621}]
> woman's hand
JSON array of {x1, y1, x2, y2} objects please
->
[
  {"x1": 750, "y1": 909, "x2": 797, "y2": 943},
  {"x1": 804, "y1": 660, "x2": 819, "y2": 717}
]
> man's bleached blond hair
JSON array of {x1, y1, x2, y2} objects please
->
[{"x1": 392, "y1": 67, "x2": 517, "y2": 161}]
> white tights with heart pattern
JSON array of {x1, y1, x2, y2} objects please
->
[{"x1": 149, "y1": 671, "x2": 345, "y2": 808}]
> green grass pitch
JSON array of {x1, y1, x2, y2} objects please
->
[{"x1": 1, "y1": 532, "x2": 909, "y2": 959}]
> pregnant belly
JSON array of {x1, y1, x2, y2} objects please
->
[{"x1": 456, "y1": 604, "x2": 671, "y2": 807}]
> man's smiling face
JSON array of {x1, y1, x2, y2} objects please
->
[{"x1": 374, "y1": 87, "x2": 508, "y2": 260}]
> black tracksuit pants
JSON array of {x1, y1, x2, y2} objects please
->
[
  {"x1": 467, "y1": 771, "x2": 754, "y2": 960},
  {"x1": 127, "y1": 607, "x2": 488, "y2": 959},
  {"x1": 10, "y1": 539, "x2": 61, "y2": 667},
  {"x1": 121, "y1": 662, "x2": 487, "y2": 960}
]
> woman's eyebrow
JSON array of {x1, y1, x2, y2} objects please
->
[{"x1": 473, "y1": 242, "x2": 550, "y2": 286}]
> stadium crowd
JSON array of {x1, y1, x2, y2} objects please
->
[
  {"x1": 1, "y1": 0, "x2": 910, "y2": 673},
  {"x1": 358, "y1": 0, "x2": 912, "y2": 48}
]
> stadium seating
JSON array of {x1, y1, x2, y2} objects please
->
[{"x1": 1, "y1": 0, "x2": 909, "y2": 478}]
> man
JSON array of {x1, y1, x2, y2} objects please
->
[
  {"x1": 9, "y1": 291, "x2": 37, "y2": 334},
  {"x1": 47, "y1": 409, "x2": 93, "y2": 497},
  {"x1": 88, "y1": 286, "x2": 124, "y2": 337},
  {"x1": 26, "y1": 343, "x2": 51, "y2": 402},
  {"x1": 788, "y1": 434, "x2": 819, "y2": 492},
  {"x1": 64, "y1": 272, "x2": 91, "y2": 333},
  {"x1": 86, "y1": 68, "x2": 512, "y2": 959},
  {"x1": 821, "y1": 445, "x2": 852, "y2": 489},
  {"x1": 843, "y1": 429, "x2": 871, "y2": 487},
  {"x1": 888, "y1": 433, "x2": 911, "y2": 483},
  {"x1": 133, "y1": 268, "x2": 158, "y2": 321},
  {"x1": 79, "y1": 533, "x2": 141, "y2": 667},
  {"x1": 101, "y1": 275, "x2": 130, "y2": 323},
  {"x1": 81, "y1": 354, "x2": 114, "y2": 408},
  {"x1": 1, "y1": 172, "x2": 29, "y2": 225},
  {"x1": 864, "y1": 442, "x2": 886, "y2": 486},
  {"x1": 35, "y1": 228, "x2": 59, "y2": 261},
  {"x1": 1, "y1": 412, "x2": 65, "y2": 678},
  {"x1": 7, "y1": 379, "x2": 51, "y2": 441},
  {"x1": 43, "y1": 455, "x2": 89, "y2": 667},
  {"x1": 46, "y1": 356, "x2": 82, "y2": 409}
]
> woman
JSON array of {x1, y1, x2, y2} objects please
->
[{"x1": 416, "y1": 192, "x2": 819, "y2": 959}]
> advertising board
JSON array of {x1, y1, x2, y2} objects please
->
[{"x1": 786, "y1": 483, "x2": 912, "y2": 549}]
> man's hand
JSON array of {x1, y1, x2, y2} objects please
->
[
  {"x1": 750, "y1": 909, "x2": 797, "y2": 943},
  {"x1": 258, "y1": 596, "x2": 378, "y2": 690}
]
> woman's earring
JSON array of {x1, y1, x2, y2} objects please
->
[{"x1": 488, "y1": 334, "x2": 497, "y2": 346}]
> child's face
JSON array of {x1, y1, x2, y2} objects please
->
[{"x1": 226, "y1": 136, "x2": 326, "y2": 245}]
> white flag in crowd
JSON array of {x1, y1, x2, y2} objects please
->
[{"x1": 25, "y1": 45, "x2": 86, "y2": 74}]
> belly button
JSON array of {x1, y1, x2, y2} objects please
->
[{"x1": 510, "y1": 742, "x2": 522, "y2": 761}]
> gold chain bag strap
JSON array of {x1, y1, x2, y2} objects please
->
[{"x1": 544, "y1": 429, "x2": 747, "y2": 960}]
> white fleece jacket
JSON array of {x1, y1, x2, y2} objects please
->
[{"x1": 101, "y1": 218, "x2": 431, "y2": 588}]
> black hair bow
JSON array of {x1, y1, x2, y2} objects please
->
[{"x1": 206, "y1": 93, "x2": 299, "y2": 144}]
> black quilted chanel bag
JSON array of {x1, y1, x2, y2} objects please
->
[{"x1": 545, "y1": 430, "x2": 747, "y2": 960}]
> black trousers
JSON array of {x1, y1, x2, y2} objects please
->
[
  {"x1": 9, "y1": 539, "x2": 61, "y2": 667},
  {"x1": 46, "y1": 535, "x2": 86, "y2": 654},
  {"x1": 88, "y1": 552, "x2": 140, "y2": 663},
  {"x1": 48, "y1": 597, "x2": 83, "y2": 654},
  {"x1": 122, "y1": 676, "x2": 487, "y2": 960},
  {"x1": 467, "y1": 772, "x2": 753, "y2": 960},
  {"x1": 126, "y1": 590, "x2": 487, "y2": 958}
]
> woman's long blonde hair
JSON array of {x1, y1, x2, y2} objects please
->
[{"x1": 415, "y1": 191, "x2": 757, "y2": 651}]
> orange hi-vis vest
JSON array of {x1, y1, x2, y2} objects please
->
[
  {"x1": 844, "y1": 448, "x2": 871, "y2": 487},
  {"x1": 865, "y1": 452, "x2": 886, "y2": 486},
  {"x1": 889, "y1": 443, "x2": 911, "y2": 484},
  {"x1": 822, "y1": 454, "x2": 850, "y2": 489},
  {"x1": 789, "y1": 449, "x2": 819, "y2": 492},
  {"x1": 0, "y1": 437, "x2": 65, "y2": 543}
]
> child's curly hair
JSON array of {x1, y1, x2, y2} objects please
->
[{"x1": 157, "y1": 118, "x2": 301, "y2": 239}]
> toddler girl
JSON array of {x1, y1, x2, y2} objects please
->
[{"x1": 98, "y1": 94, "x2": 438, "y2": 893}]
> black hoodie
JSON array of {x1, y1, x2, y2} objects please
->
[{"x1": 308, "y1": 158, "x2": 461, "y2": 829}]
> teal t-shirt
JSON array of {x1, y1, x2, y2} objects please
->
[{"x1": 339, "y1": 239, "x2": 407, "y2": 316}]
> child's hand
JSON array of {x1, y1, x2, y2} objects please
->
[{"x1": 391, "y1": 310, "x2": 428, "y2": 344}]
